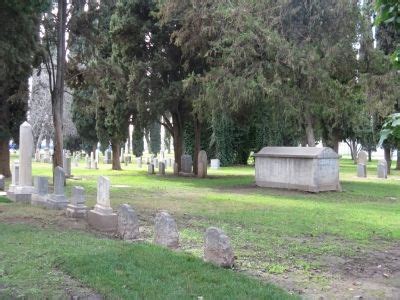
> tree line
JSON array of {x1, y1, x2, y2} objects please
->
[{"x1": 1, "y1": 0, "x2": 399, "y2": 176}]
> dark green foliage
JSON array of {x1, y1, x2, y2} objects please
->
[
  {"x1": 149, "y1": 121, "x2": 161, "y2": 155},
  {"x1": 132, "y1": 121, "x2": 144, "y2": 157}
]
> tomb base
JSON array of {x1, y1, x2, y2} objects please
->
[
  {"x1": 47, "y1": 194, "x2": 68, "y2": 209},
  {"x1": 66, "y1": 204, "x2": 88, "y2": 218},
  {"x1": 88, "y1": 210, "x2": 117, "y2": 232},
  {"x1": 31, "y1": 194, "x2": 48, "y2": 207}
]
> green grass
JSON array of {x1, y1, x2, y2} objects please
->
[
  {"x1": 1, "y1": 157, "x2": 400, "y2": 297},
  {"x1": 0, "y1": 223, "x2": 294, "y2": 299}
]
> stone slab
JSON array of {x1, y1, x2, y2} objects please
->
[{"x1": 88, "y1": 210, "x2": 117, "y2": 232}]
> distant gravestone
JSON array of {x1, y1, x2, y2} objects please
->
[
  {"x1": 64, "y1": 156, "x2": 72, "y2": 178},
  {"x1": 117, "y1": 204, "x2": 139, "y2": 240},
  {"x1": 148, "y1": 164, "x2": 155, "y2": 175},
  {"x1": 104, "y1": 149, "x2": 112, "y2": 164},
  {"x1": 173, "y1": 162, "x2": 179, "y2": 176},
  {"x1": 154, "y1": 211, "x2": 179, "y2": 249},
  {"x1": 0, "y1": 175, "x2": 4, "y2": 191},
  {"x1": 153, "y1": 158, "x2": 159, "y2": 169},
  {"x1": 204, "y1": 227, "x2": 234, "y2": 268},
  {"x1": 159, "y1": 162, "x2": 165, "y2": 175},
  {"x1": 88, "y1": 176, "x2": 117, "y2": 232},
  {"x1": 47, "y1": 166, "x2": 68, "y2": 209},
  {"x1": 357, "y1": 164, "x2": 367, "y2": 178},
  {"x1": 66, "y1": 186, "x2": 88, "y2": 218},
  {"x1": 137, "y1": 157, "x2": 142, "y2": 168},
  {"x1": 197, "y1": 150, "x2": 208, "y2": 178},
  {"x1": 31, "y1": 176, "x2": 48, "y2": 206},
  {"x1": 90, "y1": 152, "x2": 96, "y2": 169},
  {"x1": 180, "y1": 154, "x2": 192, "y2": 174},
  {"x1": 357, "y1": 151, "x2": 368, "y2": 165},
  {"x1": 86, "y1": 156, "x2": 91, "y2": 169},
  {"x1": 377, "y1": 160, "x2": 388, "y2": 179},
  {"x1": 210, "y1": 159, "x2": 220, "y2": 169}
]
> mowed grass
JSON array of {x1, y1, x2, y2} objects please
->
[
  {"x1": 1, "y1": 156, "x2": 400, "y2": 297},
  {"x1": 0, "y1": 223, "x2": 293, "y2": 299}
]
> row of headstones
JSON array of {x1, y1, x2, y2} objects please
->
[
  {"x1": 357, "y1": 151, "x2": 388, "y2": 179},
  {"x1": 63, "y1": 175, "x2": 234, "y2": 268}
]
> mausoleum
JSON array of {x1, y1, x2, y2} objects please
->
[{"x1": 254, "y1": 147, "x2": 340, "y2": 193}]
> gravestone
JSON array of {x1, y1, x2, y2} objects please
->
[
  {"x1": 86, "y1": 156, "x2": 91, "y2": 169},
  {"x1": 180, "y1": 154, "x2": 193, "y2": 174},
  {"x1": 10, "y1": 161, "x2": 19, "y2": 188},
  {"x1": 148, "y1": 164, "x2": 155, "y2": 175},
  {"x1": 357, "y1": 164, "x2": 367, "y2": 178},
  {"x1": 357, "y1": 151, "x2": 368, "y2": 165},
  {"x1": 31, "y1": 176, "x2": 48, "y2": 206},
  {"x1": 158, "y1": 162, "x2": 165, "y2": 175},
  {"x1": 0, "y1": 175, "x2": 4, "y2": 191},
  {"x1": 204, "y1": 227, "x2": 234, "y2": 268},
  {"x1": 173, "y1": 162, "x2": 179, "y2": 176},
  {"x1": 7, "y1": 122, "x2": 34, "y2": 203},
  {"x1": 47, "y1": 166, "x2": 68, "y2": 209},
  {"x1": 154, "y1": 211, "x2": 179, "y2": 249},
  {"x1": 153, "y1": 158, "x2": 159, "y2": 169},
  {"x1": 197, "y1": 150, "x2": 208, "y2": 178},
  {"x1": 64, "y1": 156, "x2": 72, "y2": 178},
  {"x1": 104, "y1": 149, "x2": 112, "y2": 164},
  {"x1": 210, "y1": 159, "x2": 220, "y2": 169},
  {"x1": 88, "y1": 176, "x2": 117, "y2": 232},
  {"x1": 66, "y1": 186, "x2": 88, "y2": 218},
  {"x1": 120, "y1": 147, "x2": 125, "y2": 163},
  {"x1": 136, "y1": 157, "x2": 142, "y2": 168},
  {"x1": 377, "y1": 159, "x2": 388, "y2": 179},
  {"x1": 117, "y1": 204, "x2": 139, "y2": 240}
]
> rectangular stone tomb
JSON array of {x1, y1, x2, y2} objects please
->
[
  {"x1": 66, "y1": 186, "x2": 88, "y2": 218},
  {"x1": 31, "y1": 176, "x2": 49, "y2": 206},
  {"x1": 254, "y1": 147, "x2": 340, "y2": 193},
  {"x1": 88, "y1": 176, "x2": 117, "y2": 232}
]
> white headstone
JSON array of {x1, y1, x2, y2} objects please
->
[
  {"x1": 154, "y1": 211, "x2": 179, "y2": 249},
  {"x1": 94, "y1": 176, "x2": 113, "y2": 214},
  {"x1": 210, "y1": 159, "x2": 220, "y2": 169},
  {"x1": 198, "y1": 150, "x2": 207, "y2": 178}
]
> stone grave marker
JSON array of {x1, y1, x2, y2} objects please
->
[
  {"x1": 357, "y1": 164, "x2": 367, "y2": 178},
  {"x1": 204, "y1": 227, "x2": 234, "y2": 268},
  {"x1": 180, "y1": 154, "x2": 192, "y2": 174},
  {"x1": 31, "y1": 176, "x2": 48, "y2": 206},
  {"x1": 66, "y1": 186, "x2": 88, "y2": 218},
  {"x1": 197, "y1": 150, "x2": 208, "y2": 178},
  {"x1": 47, "y1": 167, "x2": 68, "y2": 209},
  {"x1": 357, "y1": 151, "x2": 368, "y2": 165},
  {"x1": 377, "y1": 159, "x2": 388, "y2": 179},
  {"x1": 136, "y1": 157, "x2": 142, "y2": 168},
  {"x1": 88, "y1": 176, "x2": 117, "y2": 232},
  {"x1": 154, "y1": 211, "x2": 179, "y2": 249},
  {"x1": 148, "y1": 164, "x2": 155, "y2": 175},
  {"x1": 64, "y1": 156, "x2": 72, "y2": 178},
  {"x1": 210, "y1": 159, "x2": 220, "y2": 169},
  {"x1": 159, "y1": 162, "x2": 165, "y2": 175},
  {"x1": 117, "y1": 204, "x2": 139, "y2": 240}
]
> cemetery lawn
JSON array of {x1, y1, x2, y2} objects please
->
[{"x1": 1, "y1": 158, "x2": 400, "y2": 298}]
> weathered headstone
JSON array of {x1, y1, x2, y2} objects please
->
[
  {"x1": 117, "y1": 204, "x2": 139, "y2": 240},
  {"x1": 88, "y1": 176, "x2": 117, "y2": 232},
  {"x1": 197, "y1": 150, "x2": 208, "y2": 178},
  {"x1": 180, "y1": 154, "x2": 193, "y2": 174},
  {"x1": 47, "y1": 167, "x2": 68, "y2": 209},
  {"x1": 31, "y1": 176, "x2": 48, "y2": 206},
  {"x1": 357, "y1": 151, "x2": 368, "y2": 165},
  {"x1": 136, "y1": 157, "x2": 142, "y2": 168},
  {"x1": 173, "y1": 162, "x2": 179, "y2": 176},
  {"x1": 63, "y1": 156, "x2": 72, "y2": 178},
  {"x1": 204, "y1": 227, "x2": 234, "y2": 268},
  {"x1": 210, "y1": 159, "x2": 220, "y2": 169},
  {"x1": 7, "y1": 122, "x2": 34, "y2": 202},
  {"x1": 66, "y1": 186, "x2": 88, "y2": 218},
  {"x1": 158, "y1": 162, "x2": 165, "y2": 175},
  {"x1": 154, "y1": 211, "x2": 179, "y2": 249},
  {"x1": 104, "y1": 149, "x2": 112, "y2": 164},
  {"x1": 0, "y1": 175, "x2": 4, "y2": 191},
  {"x1": 377, "y1": 159, "x2": 388, "y2": 179},
  {"x1": 148, "y1": 164, "x2": 155, "y2": 175},
  {"x1": 357, "y1": 164, "x2": 367, "y2": 178}
]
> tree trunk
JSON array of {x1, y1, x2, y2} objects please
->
[
  {"x1": 368, "y1": 149, "x2": 372, "y2": 162},
  {"x1": 305, "y1": 113, "x2": 316, "y2": 147},
  {"x1": 384, "y1": 146, "x2": 391, "y2": 174},
  {"x1": 172, "y1": 113, "x2": 183, "y2": 171},
  {"x1": 0, "y1": 139, "x2": 11, "y2": 177},
  {"x1": 397, "y1": 150, "x2": 400, "y2": 170},
  {"x1": 193, "y1": 117, "x2": 201, "y2": 175},
  {"x1": 52, "y1": 0, "x2": 67, "y2": 175},
  {"x1": 144, "y1": 130, "x2": 151, "y2": 154},
  {"x1": 111, "y1": 140, "x2": 121, "y2": 170}
]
